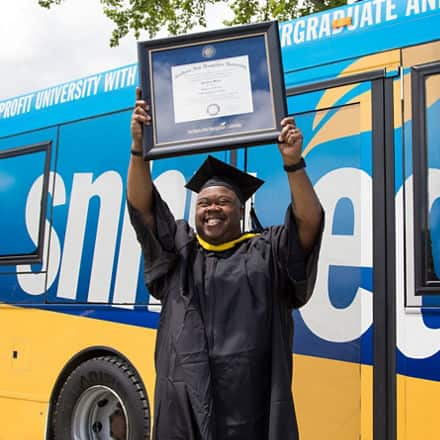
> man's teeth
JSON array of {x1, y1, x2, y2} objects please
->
[{"x1": 207, "y1": 218, "x2": 222, "y2": 226}]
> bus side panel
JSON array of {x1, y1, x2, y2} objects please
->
[{"x1": 0, "y1": 304, "x2": 158, "y2": 439}]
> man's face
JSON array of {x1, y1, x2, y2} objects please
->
[{"x1": 195, "y1": 185, "x2": 243, "y2": 245}]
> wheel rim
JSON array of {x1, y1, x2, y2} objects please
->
[{"x1": 71, "y1": 385, "x2": 129, "y2": 440}]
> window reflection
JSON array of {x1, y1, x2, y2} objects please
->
[
  {"x1": 0, "y1": 150, "x2": 45, "y2": 256},
  {"x1": 425, "y1": 74, "x2": 440, "y2": 282}
]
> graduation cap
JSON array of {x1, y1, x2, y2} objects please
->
[
  {"x1": 185, "y1": 155, "x2": 265, "y2": 231},
  {"x1": 185, "y1": 155, "x2": 264, "y2": 203}
]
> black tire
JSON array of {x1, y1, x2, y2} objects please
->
[{"x1": 52, "y1": 355, "x2": 150, "y2": 440}]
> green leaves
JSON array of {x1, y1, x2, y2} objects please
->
[
  {"x1": 38, "y1": 0, "x2": 63, "y2": 7},
  {"x1": 37, "y1": 0, "x2": 344, "y2": 46}
]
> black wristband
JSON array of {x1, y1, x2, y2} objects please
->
[
  {"x1": 283, "y1": 157, "x2": 306, "y2": 173},
  {"x1": 131, "y1": 148, "x2": 143, "y2": 157}
]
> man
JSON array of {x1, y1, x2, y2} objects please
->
[{"x1": 127, "y1": 87, "x2": 323, "y2": 440}]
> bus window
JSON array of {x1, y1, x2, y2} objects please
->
[
  {"x1": 425, "y1": 73, "x2": 440, "y2": 283},
  {"x1": 412, "y1": 62, "x2": 440, "y2": 295},
  {"x1": 0, "y1": 142, "x2": 51, "y2": 265}
]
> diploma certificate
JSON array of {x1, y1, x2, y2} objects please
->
[
  {"x1": 171, "y1": 56, "x2": 254, "y2": 124},
  {"x1": 137, "y1": 21, "x2": 286, "y2": 158}
]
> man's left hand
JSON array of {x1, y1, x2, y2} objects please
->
[{"x1": 277, "y1": 116, "x2": 303, "y2": 166}]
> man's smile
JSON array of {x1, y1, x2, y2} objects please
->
[{"x1": 204, "y1": 215, "x2": 225, "y2": 226}]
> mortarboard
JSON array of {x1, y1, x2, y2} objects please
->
[{"x1": 185, "y1": 155, "x2": 264, "y2": 204}]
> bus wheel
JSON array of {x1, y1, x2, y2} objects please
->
[{"x1": 52, "y1": 355, "x2": 150, "y2": 440}]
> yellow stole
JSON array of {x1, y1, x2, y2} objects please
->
[{"x1": 196, "y1": 233, "x2": 260, "y2": 252}]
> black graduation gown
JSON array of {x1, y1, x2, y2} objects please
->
[{"x1": 128, "y1": 187, "x2": 322, "y2": 440}]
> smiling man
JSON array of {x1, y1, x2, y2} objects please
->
[
  {"x1": 127, "y1": 88, "x2": 323, "y2": 440},
  {"x1": 195, "y1": 184, "x2": 243, "y2": 246},
  {"x1": 187, "y1": 155, "x2": 264, "y2": 248}
]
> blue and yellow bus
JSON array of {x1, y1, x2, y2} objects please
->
[{"x1": 0, "y1": 1, "x2": 439, "y2": 438}]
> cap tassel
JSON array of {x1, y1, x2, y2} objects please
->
[{"x1": 250, "y1": 203, "x2": 264, "y2": 233}]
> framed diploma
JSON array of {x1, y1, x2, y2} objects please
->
[{"x1": 137, "y1": 21, "x2": 286, "y2": 159}]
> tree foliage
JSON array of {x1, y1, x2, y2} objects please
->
[{"x1": 38, "y1": 0, "x2": 346, "y2": 47}]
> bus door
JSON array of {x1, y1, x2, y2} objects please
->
[
  {"x1": 398, "y1": 41, "x2": 440, "y2": 440},
  {"x1": 246, "y1": 74, "x2": 394, "y2": 439}
]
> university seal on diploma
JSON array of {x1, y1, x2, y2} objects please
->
[{"x1": 137, "y1": 21, "x2": 286, "y2": 159}]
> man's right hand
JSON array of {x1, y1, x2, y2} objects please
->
[
  {"x1": 127, "y1": 87, "x2": 155, "y2": 229},
  {"x1": 131, "y1": 87, "x2": 151, "y2": 152}
]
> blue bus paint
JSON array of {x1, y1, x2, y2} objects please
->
[{"x1": 0, "y1": 1, "x2": 439, "y2": 387}]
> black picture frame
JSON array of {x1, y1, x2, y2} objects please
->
[{"x1": 137, "y1": 21, "x2": 286, "y2": 159}]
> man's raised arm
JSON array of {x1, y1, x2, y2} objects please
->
[
  {"x1": 278, "y1": 116, "x2": 323, "y2": 256},
  {"x1": 127, "y1": 87, "x2": 155, "y2": 230}
]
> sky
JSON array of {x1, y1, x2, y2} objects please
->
[{"x1": 0, "y1": 0, "x2": 231, "y2": 100}]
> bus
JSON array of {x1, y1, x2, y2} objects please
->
[{"x1": 0, "y1": 1, "x2": 439, "y2": 438}]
